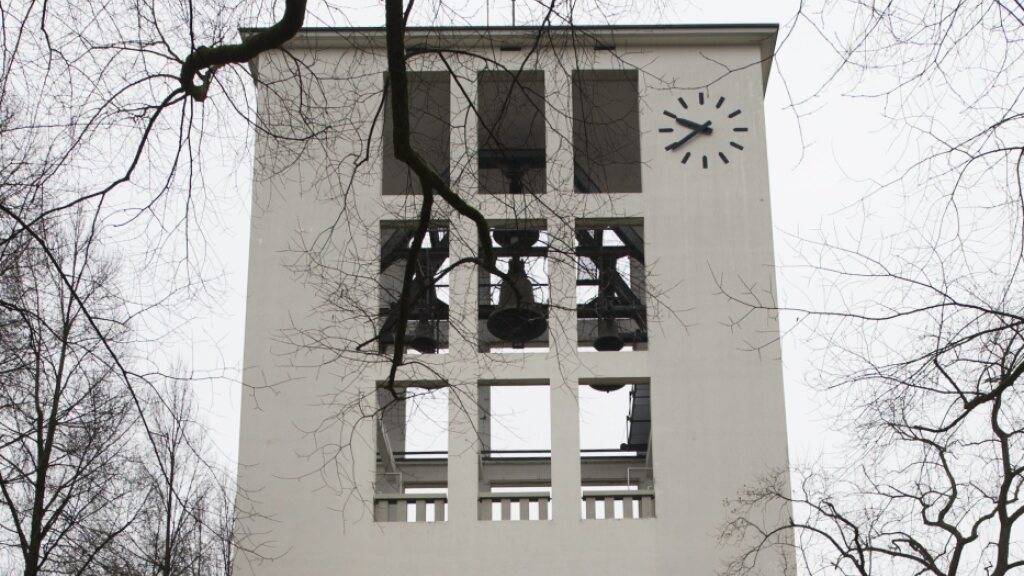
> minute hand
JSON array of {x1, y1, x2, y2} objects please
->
[
  {"x1": 665, "y1": 121, "x2": 712, "y2": 151},
  {"x1": 675, "y1": 117, "x2": 713, "y2": 134}
]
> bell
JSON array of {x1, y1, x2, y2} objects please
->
[
  {"x1": 487, "y1": 256, "x2": 546, "y2": 344},
  {"x1": 589, "y1": 382, "x2": 625, "y2": 393},
  {"x1": 493, "y1": 229, "x2": 540, "y2": 249},
  {"x1": 407, "y1": 317, "x2": 438, "y2": 354},
  {"x1": 592, "y1": 315, "x2": 625, "y2": 352}
]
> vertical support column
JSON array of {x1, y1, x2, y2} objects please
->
[
  {"x1": 544, "y1": 57, "x2": 582, "y2": 523},
  {"x1": 543, "y1": 57, "x2": 579, "y2": 357},
  {"x1": 445, "y1": 63, "x2": 480, "y2": 524},
  {"x1": 447, "y1": 379, "x2": 478, "y2": 523},
  {"x1": 446, "y1": 66, "x2": 478, "y2": 360},
  {"x1": 477, "y1": 384, "x2": 491, "y2": 493},
  {"x1": 550, "y1": 373, "x2": 580, "y2": 522}
]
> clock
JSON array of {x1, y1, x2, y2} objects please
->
[{"x1": 660, "y1": 91, "x2": 748, "y2": 169}]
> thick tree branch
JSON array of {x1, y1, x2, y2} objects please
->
[{"x1": 179, "y1": 0, "x2": 307, "y2": 100}]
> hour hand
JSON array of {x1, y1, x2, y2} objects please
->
[
  {"x1": 675, "y1": 117, "x2": 713, "y2": 134},
  {"x1": 664, "y1": 121, "x2": 712, "y2": 151},
  {"x1": 665, "y1": 128, "x2": 700, "y2": 151}
]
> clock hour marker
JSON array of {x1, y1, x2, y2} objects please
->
[
  {"x1": 728, "y1": 109, "x2": 742, "y2": 118},
  {"x1": 716, "y1": 96, "x2": 725, "y2": 109},
  {"x1": 659, "y1": 127, "x2": 674, "y2": 133},
  {"x1": 663, "y1": 110, "x2": 678, "y2": 119},
  {"x1": 733, "y1": 127, "x2": 748, "y2": 132},
  {"x1": 698, "y1": 92, "x2": 705, "y2": 105},
  {"x1": 730, "y1": 141, "x2": 744, "y2": 150},
  {"x1": 677, "y1": 96, "x2": 688, "y2": 109},
  {"x1": 702, "y1": 155, "x2": 708, "y2": 169},
  {"x1": 681, "y1": 152, "x2": 691, "y2": 164},
  {"x1": 719, "y1": 152, "x2": 729, "y2": 164}
]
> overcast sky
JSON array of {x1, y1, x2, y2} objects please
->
[{"x1": 187, "y1": 0, "x2": 896, "y2": 469}]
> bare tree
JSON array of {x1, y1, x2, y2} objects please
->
[
  {"x1": 102, "y1": 382, "x2": 236, "y2": 576},
  {"x1": 1, "y1": 85, "x2": 241, "y2": 574},
  {"x1": 1, "y1": 0, "x2": 696, "y2": 570},
  {"x1": 720, "y1": 2, "x2": 1024, "y2": 575},
  {"x1": 0, "y1": 212, "x2": 139, "y2": 576},
  {"x1": 2, "y1": 0, "x2": 663, "y2": 454}
]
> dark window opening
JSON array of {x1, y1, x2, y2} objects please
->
[
  {"x1": 382, "y1": 72, "x2": 451, "y2": 195},
  {"x1": 477, "y1": 70, "x2": 546, "y2": 195},
  {"x1": 379, "y1": 222, "x2": 450, "y2": 354},
  {"x1": 576, "y1": 222, "x2": 647, "y2": 351},
  {"x1": 573, "y1": 70, "x2": 642, "y2": 194},
  {"x1": 478, "y1": 225, "x2": 549, "y2": 351}
]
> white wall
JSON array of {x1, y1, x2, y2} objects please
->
[{"x1": 237, "y1": 29, "x2": 791, "y2": 576}]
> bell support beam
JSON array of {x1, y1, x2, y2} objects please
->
[
  {"x1": 611, "y1": 225, "x2": 645, "y2": 264},
  {"x1": 573, "y1": 229, "x2": 646, "y2": 312},
  {"x1": 380, "y1": 226, "x2": 450, "y2": 272}
]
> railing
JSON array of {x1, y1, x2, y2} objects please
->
[
  {"x1": 373, "y1": 490, "x2": 652, "y2": 521},
  {"x1": 479, "y1": 492, "x2": 552, "y2": 521},
  {"x1": 374, "y1": 493, "x2": 447, "y2": 523},
  {"x1": 581, "y1": 490, "x2": 655, "y2": 520}
]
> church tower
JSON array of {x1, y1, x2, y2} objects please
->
[{"x1": 238, "y1": 24, "x2": 791, "y2": 576}]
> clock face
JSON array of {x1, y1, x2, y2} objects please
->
[{"x1": 660, "y1": 91, "x2": 749, "y2": 169}]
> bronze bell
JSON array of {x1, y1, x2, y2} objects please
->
[
  {"x1": 492, "y1": 228, "x2": 539, "y2": 249},
  {"x1": 589, "y1": 382, "x2": 625, "y2": 393},
  {"x1": 487, "y1": 256, "x2": 546, "y2": 344},
  {"x1": 592, "y1": 314, "x2": 625, "y2": 352},
  {"x1": 407, "y1": 317, "x2": 438, "y2": 354}
]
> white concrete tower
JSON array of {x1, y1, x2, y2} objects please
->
[{"x1": 238, "y1": 24, "x2": 791, "y2": 576}]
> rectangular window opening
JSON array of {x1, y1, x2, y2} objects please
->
[
  {"x1": 579, "y1": 380, "x2": 655, "y2": 519},
  {"x1": 576, "y1": 221, "x2": 647, "y2": 351},
  {"x1": 380, "y1": 222, "x2": 450, "y2": 355},
  {"x1": 374, "y1": 384, "x2": 449, "y2": 523},
  {"x1": 478, "y1": 382, "x2": 552, "y2": 521},
  {"x1": 477, "y1": 70, "x2": 546, "y2": 195},
  {"x1": 479, "y1": 225, "x2": 549, "y2": 352},
  {"x1": 382, "y1": 71, "x2": 451, "y2": 195},
  {"x1": 573, "y1": 70, "x2": 641, "y2": 194}
]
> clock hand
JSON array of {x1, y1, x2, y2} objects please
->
[
  {"x1": 665, "y1": 128, "x2": 699, "y2": 151},
  {"x1": 664, "y1": 121, "x2": 713, "y2": 151},
  {"x1": 675, "y1": 117, "x2": 713, "y2": 134}
]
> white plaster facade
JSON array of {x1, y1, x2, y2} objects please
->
[{"x1": 238, "y1": 24, "x2": 791, "y2": 576}]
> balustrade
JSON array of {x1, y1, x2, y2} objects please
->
[
  {"x1": 478, "y1": 492, "x2": 552, "y2": 521},
  {"x1": 373, "y1": 493, "x2": 447, "y2": 523},
  {"x1": 581, "y1": 490, "x2": 655, "y2": 519}
]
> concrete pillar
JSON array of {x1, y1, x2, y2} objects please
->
[
  {"x1": 446, "y1": 68, "x2": 480, "y2": 524},
  {"x1": 447, "y1": 380, "x2": 478, "y2": 523},
  {"x1": 477, "y1": 384, "x2": 491, "y2": 493},
  {"x1": 550, "y1": 374, "x2": 580, "y2": 522},
  {"x1": 545, "y1": 62, "x2": 582, "y2": 523},
  {"x1": 446, "y1": 68, "x2": 478, "y2": 361}
]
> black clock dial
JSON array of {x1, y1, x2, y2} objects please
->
[{"x1": 660, "y1": 91, "x2": 749, "y2": 169}]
